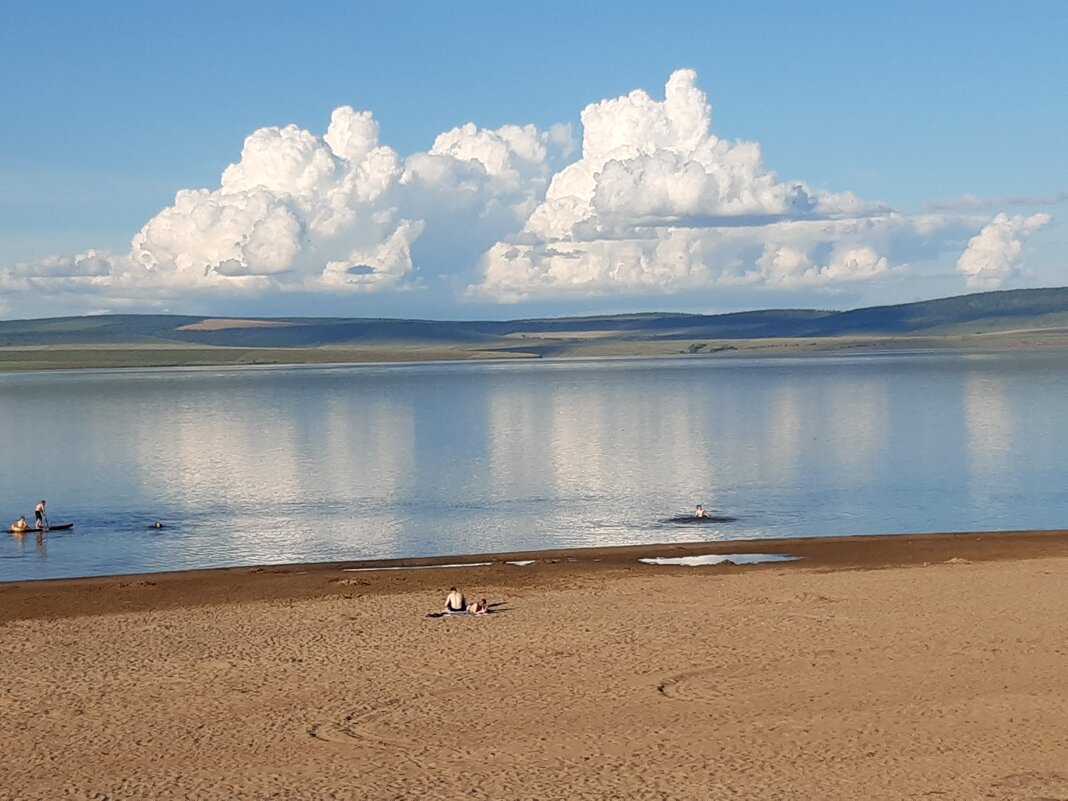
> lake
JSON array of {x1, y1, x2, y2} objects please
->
[{"x1": 3, "y1": 350, "x2": 1067, "y2": 581}]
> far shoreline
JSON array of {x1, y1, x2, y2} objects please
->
[
  {"x1": 3, "y1": 528, "x2": 1066, "y2": 624},
  {"x1": 4, "y1": 329, "x2": 1068, "y2": 372}
]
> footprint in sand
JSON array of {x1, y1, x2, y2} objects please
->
[
  {"x1": 989, "y1": 772, "x2": 1068, "y2": 799},
  {"x1": 307, "y1": 698, "x2": 418, "y2": 752}
]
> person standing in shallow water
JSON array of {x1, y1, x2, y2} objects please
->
[
  {"x1": 35, "y1": 500, "x2": 46, "y2": 529},
  {"x1": 695, "y1": 504, "x2": 706, "y2": 518}
]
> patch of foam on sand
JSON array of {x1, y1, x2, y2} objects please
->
[
  {"x1": 640, "y1": 553, "x2": 800, "y2": 566},
  {"x1": 343, "y1": 562, "x2": 493, "y2": 572}
]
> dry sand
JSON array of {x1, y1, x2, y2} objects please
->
[{"x1": 3, "y1": 532, "x2": 1068, "y2": 800}]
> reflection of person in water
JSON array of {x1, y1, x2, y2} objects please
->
[{"x1": 695, "y1": 505, "x2": 706, "y2": 518}]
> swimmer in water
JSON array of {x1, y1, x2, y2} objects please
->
[{"x1": 695, "y1": 504, "x2": 706, "y2": 518}]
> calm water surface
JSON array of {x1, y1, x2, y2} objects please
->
[{"x1": 3, "y1": 351, "x2": 1067, "y2": 581}]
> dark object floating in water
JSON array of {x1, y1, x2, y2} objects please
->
[
  {"x1": 664, "y1": 515, "x2": 736, "y2": 524},
  {"x1": 10, "y1": 522, "x2": 74, "y2": 532}
]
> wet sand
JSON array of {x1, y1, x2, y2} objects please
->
[{"x1": 3, "y1": 530, "x2": 1068, "y2": 800}]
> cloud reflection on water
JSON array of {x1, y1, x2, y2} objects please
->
[
  {"x1": 963, "y1": 369, "x2": 1016, "y2": 517},
  {"x1": 5, "y1": 352, "x2": 1068, "y2": 582}
]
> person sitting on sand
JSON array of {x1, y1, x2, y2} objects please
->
[
  {"x1": 445, "y1": 587, "x2": 467, "y2": 613},
  {"x1": 695, "y1": 505, "x2": 706, "y2": 518},
  {"x1": 469, "y1": 598, "x2": 489, "y2": 615},
  {"x1": 11, "y1": 515, "x2": 27, "y2": 532}
]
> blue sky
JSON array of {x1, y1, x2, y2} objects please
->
[{"x1": 1, "y1": 1, "x2": 1064, "y2": 320}]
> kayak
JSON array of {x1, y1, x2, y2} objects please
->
[{"x1": 10, "y1": 522, "x2": 74, "y2": 533}]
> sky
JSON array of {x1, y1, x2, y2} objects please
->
[{"x1": 1, "y1": 0, "x2": 1065, "y2": 321}]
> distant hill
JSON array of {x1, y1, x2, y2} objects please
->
[{"x1": 3, "y1": 287, "x2": 1068, "y2": 364}]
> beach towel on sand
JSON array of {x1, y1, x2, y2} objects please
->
[{"x1": 426, "y1": 610, "x2": 489, "y2": 618}]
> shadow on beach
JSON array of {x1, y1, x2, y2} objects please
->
[{"x1": 426, "y1": 601, "x2": 510, "y2": 619}]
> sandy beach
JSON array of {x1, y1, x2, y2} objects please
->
[{"x1": 3, "y1": 531, "x2": 1068, "y2": 800}]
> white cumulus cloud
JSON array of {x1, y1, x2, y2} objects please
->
[
  {"x1": 4, "y1": 106, "x2": 570, "y2": 310},
  {"x1": 0, "y1": 69, "x2": 1054, "y2": 316},
  {"x1": 468, "y1": 69, "x2": 963, "y2": 301},
  {"x1": 130, "y1": 107, "x2": 411, "y2": 289},
  {"x1": 956, "y1": 213, "x2": 1052, "y2": 288}
]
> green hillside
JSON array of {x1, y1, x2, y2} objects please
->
[{"x1": 2, "y1": 287, "x2": 1068, "y2": 369}]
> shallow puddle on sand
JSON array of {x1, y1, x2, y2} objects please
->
[{"x1": 639, "y1": 553, "x2": 800, "y2": 566}]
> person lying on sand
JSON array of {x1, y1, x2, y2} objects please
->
[
  {"x1": 444, "y1": 587, "x2": 467, "y2": 613},
  {"x1": 468, "y1": 599, "x2": 489, "y2": 615}
]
